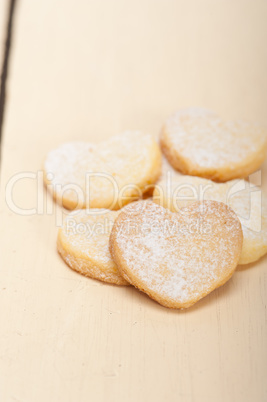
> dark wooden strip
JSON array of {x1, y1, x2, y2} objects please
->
[{"x1": 0, "y1": 0, "x2": 17, "y2": 149}]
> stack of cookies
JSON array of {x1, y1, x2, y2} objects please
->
[{"x1": 44, "y1": 108, "x2": 267, "y2": 309}]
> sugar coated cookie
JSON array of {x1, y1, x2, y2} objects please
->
[
  {"x1": 58, "y1": 209, "x2": 129, "y2": 285},
  {"x1": 110, "y1": 201, "x2": 242, "y2": 308},
  {"x1": 44, "y1": 131, "x2": 162, "y2": 210},
  {"x1": 142, "y1": 156, "x2": 180, "y2": 198},
  {"x1": 153, "y1": 173, "x2": 267, "y2": 264},
  {"x1": 160, "y1": 108, "x2": 267, "y2": 182}
]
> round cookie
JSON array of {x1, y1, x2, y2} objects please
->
[
  {"x1": 153, "y1": 173, "x2": 267, "y2": 265},
  {"x1": 160, "y1": 108, "x2": 267, "y2": 182},
  {"x1": 44, "y1": 131, "x2": 162, "y2": 210},
  {"x1": 110, "y1": 201, "x2": 243, "y2": 309},
  {"x1": 58, "y1": 209, "x2": 129, "y2": 285}
]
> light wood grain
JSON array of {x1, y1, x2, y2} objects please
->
[{"x1": 0, "y1": 0, "x2": 267, "y2": 401}]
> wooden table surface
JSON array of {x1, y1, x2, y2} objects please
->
[{"x1": 0, "y1": 1, "x2": 267, "y2": 401}]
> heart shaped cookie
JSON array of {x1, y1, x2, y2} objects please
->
[
  {"x1": 153, "y1": 172, "x2": 267, "y2": 265},
  {"x1": 110, "y1": 201, "x2": 243, "y2": 308},
  {"x1": 44, "y1": 131, "x2": 162, "y2": 210},
  {"x1": 58, "y1": 209, "x2": 129, "y2": 285},
  {"x1": 160, "y1": 108, "x2": 267, "y2": 182}
]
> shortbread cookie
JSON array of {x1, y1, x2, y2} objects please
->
[
  {"x1": 160, "y1": 108, "x2": 267, "y2": 182},
  {"x1": 44, "y1": 131, "x2": 162, "y2": 210},
  {"x1": 110, "y1": 201, "x2": 242, "y2": 308},
  {"x1": 58, "y1": 209, "x2": 129, "y2": 285},
  {"x1": 153, "y1": 173, "x2": 225, "y2": 211},
  {"x1": 153, "y1": 173, "x2": 267, "y2": 264},
  {"x1": 142, "y1": 156, "x2": 180, "y2": 198},
  {"x1": 160, "y1": 156, "x2": 182, "y2": 181}
]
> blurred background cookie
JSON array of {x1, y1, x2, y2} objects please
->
[
  {"x1": 160, "y1": 108, "x2": 267, "y2": 181},
  {"x1": 44, "y1": 131, "x2": 162, "y2": 210},
  {"x1": 153, "y1": 172, "x2": 267, "y2": 264}
]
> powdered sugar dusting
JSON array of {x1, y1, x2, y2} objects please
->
[
  {"x1": 58, "y1": 209, "x2": 128, "y2": 284},
  {"x1": 154, "y1": 173, "x2": 267, "y2": 264},
  {"x1": 164, "y1": 108, "x2": 267, "y2": 168},
  {"x1": 113, "y1": 201, "x2": 242, "y2": 306},
  {"x1": 45, "y1": 131, "x2": 161, "y2": 208}
]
